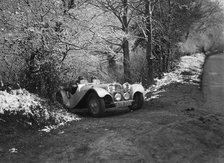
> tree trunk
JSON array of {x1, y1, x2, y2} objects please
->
[
  {"x1": 145, "y1": 0, "x2": 154, "y2": 85},
  {"x1": 167, "y1": 0, "x2": 171, "y2": 72},
  {"x1": 122, "y1": 38, "x2": 131, "y2": 82},
  {"x1": 162, "y1": 55, "x2": 166, "y2": 72},
  {"x1": 159, "y1": 0, "x2": 164, "y2": 77},
  {"x1": 122, "y1": 0, "x2": 131, "y2": 83},
  {"x1": 165, "y1": 53, "x2": 169, "y2": 72}
]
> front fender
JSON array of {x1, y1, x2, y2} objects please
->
[
  {"x1": 131, "y1": 84, "x2": 145, "y2": 97},
  {"x1": 92, "y1": 87, "x2": 112, "y2": 98}
]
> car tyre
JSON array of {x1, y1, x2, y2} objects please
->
[
  {"x1": 129, "y1": 93, "x2": 144, "y2": 111},
  {"x1": 88, "y1": 92, "x2": 105, "y2": 117}
]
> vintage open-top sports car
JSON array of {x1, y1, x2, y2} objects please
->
[{"x1": 56, "y1": 79, "x2": 144, "y2": 117}]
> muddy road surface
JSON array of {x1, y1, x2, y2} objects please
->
[{"x1": 1, "y1": 83, "x2": 224, "y2": 163}]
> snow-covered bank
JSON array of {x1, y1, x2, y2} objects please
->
[
  {"x1": 0, "y1": 89, "x2": 80, "y2": 129},
  {"x1": 146, "y1": 53, "x2": 205, "y2": 100}
]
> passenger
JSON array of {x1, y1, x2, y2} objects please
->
[
  {"x1": 91, "y1": 76, "x2": 100, "y2": 84},
  {"x1": 91, "y1": 76, "x2": 97, "y2": 83}
]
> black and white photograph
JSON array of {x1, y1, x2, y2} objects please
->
[{"x1": 1, "y1": 0, "x2": 224, "y2": 162}]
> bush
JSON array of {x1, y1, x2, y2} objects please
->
[
  {"x1": 19, "y1": 55, "x2": 61, "y2": 99},
  {"x1": 0, "y1": 89, "x2": 79, "y2": 129}
]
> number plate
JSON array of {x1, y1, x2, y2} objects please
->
[{"x1": 115, "y1": 100, "x2": 133, "y2": 108}]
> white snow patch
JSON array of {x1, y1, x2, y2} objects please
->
[
  {"x1": 9, "y1": 148, "x2": 18, "y2": 153},
  {"x1": 146, "y1": 53, "x2": 205, "y2": 100},
  {"x1": 40, "y1": 116, "x2": 81, "y2": 133},
  {"x1": 178, "y1": 53, "x2": 204, "y2": 75},
  {"x1": 0, "y1": 89, "x2": 81, "y2": 129}
]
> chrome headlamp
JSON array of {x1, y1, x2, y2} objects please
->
[
  {"x1": 114, "y1": 93, "x2": 122, "y2": 101},
  {"x1": 123, "y1": 92, "x2": 130, "y2": 100},
  {"x1": 108, "y1": 85, "x2": 115, "y2": 92},
  {"x1": 123, "y1": 82, "x2": 131, "y2": 91}
]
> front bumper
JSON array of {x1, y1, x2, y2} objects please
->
[{"x1": 114, "y1": 100, "x2": 133, "y2": 108}]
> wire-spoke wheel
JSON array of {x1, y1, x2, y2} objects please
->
[
  {"x1": 88, "y1": 93, "x2": 105, "y2": 117},
  {"x1": 129, "y1": 93, "x2": 144, "y2": 111}
]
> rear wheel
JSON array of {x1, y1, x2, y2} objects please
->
[
  {"x1": 88, "y1": 93, "x2": 105, "y2": 117},
  {"x1": 129, "y1": 93, "x2": 144, "y2": 111}
]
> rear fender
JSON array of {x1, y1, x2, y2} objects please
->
[
  {"x1": 58, "y1": 85, "x2": 89, "y2": 109},
  {"x1": 58, "y1": 89, "x2": 71, "y2": 107}
]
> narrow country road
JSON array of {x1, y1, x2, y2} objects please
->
[{"x1": 2, "y1": 83, "x2": 224, "y2": 163}]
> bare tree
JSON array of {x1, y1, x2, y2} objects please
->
[{"x1": 91, "y1": 0, "x2": 135, "y2": 82}]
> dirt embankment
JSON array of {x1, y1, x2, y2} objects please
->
[{"x1": 1, "y1": 83, "x2": 224, "y2": 163}]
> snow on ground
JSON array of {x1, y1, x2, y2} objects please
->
[
  {"x1": 0, "y1": 89, "x2": 80, "y2": 129},
  {"x1": 146, "y1": 53, "x2": 205, "y2": 101}
]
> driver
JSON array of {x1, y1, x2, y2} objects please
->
[
  {"x1": 91, "y1": 76, "x2": 97, "y2": 83},
  {"x1": 91, "y1": 76, "x2": 100, "y2": 84}
]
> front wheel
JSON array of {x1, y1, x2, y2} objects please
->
[
  {"x1": 129, "y1": 93, "x2": 144, "y2": 111},
  {"x1": 88, "y1": 93, "x2": 105, "y2": 117}
]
